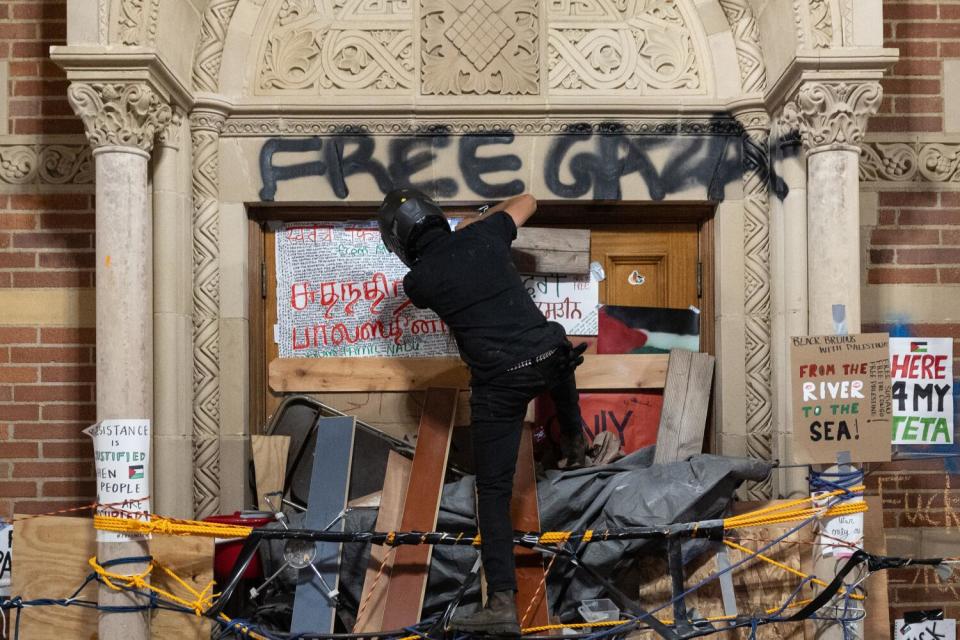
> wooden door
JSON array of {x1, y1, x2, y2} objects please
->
[{"x1": 590, "y1": 225, "x2": 699, "y2": 308}]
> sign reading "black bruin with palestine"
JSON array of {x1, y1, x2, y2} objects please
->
[{"x1": 791, "y1": 333, "x2": 892, "y2": 464}]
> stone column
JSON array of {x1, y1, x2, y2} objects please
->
[
  {"x1": 68, "y1": 81, "x2": 172, "y2": 640},
  {"x1": 796, "y1": 81, "x2": 883, "y2": 335}
]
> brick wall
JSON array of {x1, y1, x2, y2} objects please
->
[{"x1": 0, "y1": 0, "x2": 95, "y2": 519}]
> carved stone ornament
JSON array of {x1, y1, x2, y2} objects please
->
[
  {"x1": 0, "y1": 144, "x2": 93, "y2": 186},
  {"x1": 422, "y1": 0, "x2": 538, "y2": 95},
  {"x1": 794, "y1": 81, "x2": 882, "y2": 153},
  {"x1": 807, "y1": 0, "x2": 833, "y2": 48},
  {"x1": 860, "y1": 141, "x2": 960, "y2": 183},
  {"x1": 67, "y1": 82, "x2": 173, "y2": 153},
  {"x1": 547, "y1": 0, "x2": 702, "y2": 95},
  {"x1": 115, "y1": 0, "x2": 160, "y2": 46},
  {"x1": 257, "y1": 0, "x2": 414, "y2": 94},
  {"x1": 718, "y1": 0, "x2": 765, "y2": 94}
]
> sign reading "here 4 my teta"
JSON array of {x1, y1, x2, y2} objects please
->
[{"x1": 891, "y1": 338, "x2": 954, "y2": 446}]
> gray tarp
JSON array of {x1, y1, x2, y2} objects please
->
[{"x1": 263, "y1": 451, "x2": 770, "y2": 626}]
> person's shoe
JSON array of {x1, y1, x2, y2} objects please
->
[
  {"x1": 448, "y1": 590, "x2": 521, "y2": 636},
  {"x1": 558, "y1": 430, "x2": 588, "y2": 469}
]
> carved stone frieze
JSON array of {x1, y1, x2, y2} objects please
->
[
  {"x1": 115, "y1": 0, "x2": 160, "y2": 45},
  {"x1": 808, "y1": 0, "x2": 833, "y2": 48},
  {"x1": 860, "y1": 141, "x2": 960, "y2": 183},
  {"x1": 67, "y1": 82, "x2": 173, "y2": 153},
  {"x1": 718, "y1": 0, "x2": 765, "y2": 94},
  {"x1": 194, "y1": 0, "x2": 240, "y2": 92},
  {"x1": 256, "y1": 0, "x2": 414, "y2": 94},
  {"x1": 547, "y1": 0, "x2": 702, "y2": 94},
  {"x1": 422, "y1": 0, "x2": 537, "y2": 94},
  {"x1": 0, "y1": 144, "x2": 93, "y2": 186},
  {"x1": 794, "y1": 81, "x2": 882, "y2": 153}
]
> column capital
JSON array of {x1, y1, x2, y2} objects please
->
[
  {"x1": 793, "y1": 80, "x2": 883, "y2": 154},
  {"x1": 67, "y1": 81, "x2": 173, "y2": 153},
  {"x1": 733, "y1": 108, "x2": 771, "y2": 134}
]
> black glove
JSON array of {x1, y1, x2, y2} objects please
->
[{"x1": 559, "y1": 341, "x2": 588, "y2": 375}]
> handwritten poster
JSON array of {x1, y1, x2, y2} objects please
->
[
  {"x1": 276, "y1": 222, "x2": 459, "y2": 358},
  {"x1": 523, "y1": 272, "x2": 599, "y2": 336},
  {"x1": 896, "y1": 619, "x2": 956, "y2": 640},
  {"x1": 0, "y1": 521, "x2": 10, "y2": 597},
  {"x1": 891, "y1": 338, "x2": 954, "y2": 445},
  {"x1": 790, "y1": 333, "x2": 892, "y2": 464},
  {"x1": 84, "y1": 419, "x2": 151, "y2": 543}
]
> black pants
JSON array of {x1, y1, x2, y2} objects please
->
[{"x1": 469, "y1": 346, "x2": 583, "y2": 593}]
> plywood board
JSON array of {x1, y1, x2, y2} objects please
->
[
  {"x1": 290, "y1": 416, "x2": 356, "y2": 635},
  {"x1": 512, "y1": 227, "x2": 590, "y2": 275},
  {"x1": 251, "y1": 435, "x2": 290, "y2": 511},
  {"x1": 379, "y1": 388, "x2": 458, "y2": 630},
  {"x1": 354, "y1": 451, "x2": 413, "y2": 632},
  {"x1": 511, "y1": 424, "x2": 549, "y2": 628},
  {"x1": 653, "y1": 349, "x2": 715, "y2": 465},
  {"x1": 12, "y1": 515, "x2": 213, "y2": 639},
  {"x1": 270, "y1": 354, "x2": 669, "y2": 393}
]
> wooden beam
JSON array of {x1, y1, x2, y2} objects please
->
[
  {"x1": 512, "y1": 227, "x2": 590, "y2": 275},
  {"x1": 251, "y1": 435, "x2": 290, "y2": 511},
  {"x1": 270, "y1": 353, "x2": 668, "y2": 393},
  {"x1": 511, "y1": 424, "x2": 549, "y2": 628}
]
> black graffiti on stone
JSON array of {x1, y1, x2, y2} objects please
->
[{"x1": 258, "y1": 127, "x2": 745, "y2": 202}]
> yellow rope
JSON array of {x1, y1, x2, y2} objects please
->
[{"x1": 89, "y1": 556, "x2": 218, "y2": 616}]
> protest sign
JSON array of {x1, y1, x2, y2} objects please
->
[
  {"x1": 790, "y1": 333, "x2": 891, "y2": 464},
  {"x1": 84, "y1": 419, "x2": 151, "y2": 543},
  {"x1": 522, "y1": 272, "x2": 599, "y2": 336},
  {"x1": 896, "y1": 619, "x2": 956, "y2": 640},
  {"x1": 890, "y1": 338, "x2": 954, "y2": 445},
  {"x1": 0, "y1": 521, "x2": 10, "y2": 597}
]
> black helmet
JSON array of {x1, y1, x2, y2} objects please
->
[{"x1": 377, "y1": 188, "x2": 449, "y2": 267}]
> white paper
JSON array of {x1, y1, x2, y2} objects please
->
[
  {"x1": 521, "y1": 272, "x2": 600, "y2": 336},
  {"x1": 890, "y1": 337, "x2": 954, "y2": 445},
  {"x1": 896, "y1": 618, "x2": 956, "y2": 640},
  {"x1": 0, "y1": 521, "x2": 11, "y2": 597},
  {"x1": 84, "y1": 419, "x2": 151, "y2": 543}
]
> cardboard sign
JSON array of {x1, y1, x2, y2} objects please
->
[
  {"x1": 0, "y1": 521, "x2": 10, "y2": 597},
  {"x1": 896, "y1": 619, "x2": 956, "y2": 640},
  {"x1": 522, "y1": 272, "x2": 599, "y2": 336},
  {"x1": 790, "y1": 333, "x2": 892, "y2": 464},
  {"x1": 890, "y1": 338, "x2": 954, "y2": 445},
  {"x1": 84, "y1": 419, "x2": 151, "y2": 543}
]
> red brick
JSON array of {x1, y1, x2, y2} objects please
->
[
  {"x1": 8, "y1": 61, "x2": 39, "y2": 77},
  {"x1": 869, "y1": 115, "x2": 943, "y2": 132},
  {"x1": 0, "y1": 328, "x2": 37, "y2": 343},
  {"x1": 871, "y1": 229, "x2": 939, "y2": 245},
  {"x1": 11, "y1": 499, "x2": 94, "y2": 515},
  {"x1": 0, "y1": 441, "x2": 38, "y2": 458},
  {"x1": 882, "y1": 77, "x2": 941, "y2": 95},
  {"x1": 896, "y1": 22, "x2": 960, "y2": 39},
  {"x1": 870, "y1": 249, "x2": 894, "y2": 264},
  {"x1": 891, "y1": 58, "x2": 942, "y2": 76},
  {"x1": 0, "y1": 23, "x2": 37, "y2": 39},
  {"x1": 0, "y1": 366, "x2": 38, "y2": 383},
  {"x1": 868, "y1": 267, "x2": 938, "y2": 284},
  {"x1": 0, "y1": 252, "x2": 37, "y2": 268},
  {"x1": 14, "y1": 461, "x2": 92, "y2": 478},
  {"x1": 941, "y1": 193, "x2": 960, "y2": 207},
  {"x1": 900, "y1": 209, "x2": 960, "y2": 225},
  {"x1": 40, "y1": 328, "x2": 96, "y2": 344},
  {"x1": 10, "y1": 346, "x2": 89, "y2": 363},
  {"x1": 942, "y1": 230, "x2": 960, "y2": 245},
  {"x1": 0, "y1": 387, "x2": 10, "y2": 402},
  {"x1": 0, "y1": 234, "x2": 10, "y2": 249},
  {"x1": 0, "y1": 481, "x2": 37, "y2": 498},
  {"x1": 0, "y1": 404, "x2": 40, "y2": 421},
  {"x1": 0, "y1": 214, "x2": 37, "y2": 230},
  {"x1": 39, "y1": 213, "x2": 95, "y2": 230},
  {"x1": 893, "y1": 96, "x2": 943, "y2": 113},
  {"x1": 941, "y1": 5, "x2": 960, "y2": 20},
  {"x1": 13, "y1": 118, "x2": 85, "y2": 135},
  {"x1": 898, "y1": 248, "x2": 960, "y2": 264},
  {"x1": 13, "y1": 270, "x2": 92, "y2": 287},
  {"x1": 885, "y1": 3, "x2": 938, "y2": 19},
  {"x1": 39, "y1": 99, "x2": 76, "y2": 117},
  {"x1": 878, "y1": 209, "x2": 897, "y2": 225},
  {"x1": 42, "y1": 479, "x2": 96, "y2": 497},
  {"x1": 14, "y1": 384, "x2": 91, "y2": 402},
  {"x1": 41, "y1": 440, "x2": 93, "y2": 459},
  {"x1": 939, "y1": 268, "x2": 960, "y2": 283},
  {"x1": 38, "y1": 252, "x2": 94, "y2": 269},
  {"x1": 9, "y1": 193, "x2": 91, "y2": 210},
  {"x1": 12, "y1": 231, "x2": 91, "y2": 249},
  {"x1": 879, "y1": 191, "x2": 939, "y2": 207},
  {"x1": 889, "y1": 40, "x2": 939, "y2": 57},
  {"x1": 7, "y1": 100, "x2": 39, "y2": 117},
  {"x1": 942, "y1": 42, "x2": 960, "y2": 57},
  {"x1": 0, "y1": 349, "x2": 8, "y2": 364},
  {"x1": 41, "y1": 403, "x2": 96, "y2": 421},
  {"x1": 13, "y1": 422, "x2": 89, "y2": 440}
]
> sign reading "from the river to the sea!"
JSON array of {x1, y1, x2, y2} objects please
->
[
  {"x1": 890, "y1": 337, "x2": 954, "y2": 446},
  {"x1": 791, "y1": 333, "x2": 892, "y2": 464}
]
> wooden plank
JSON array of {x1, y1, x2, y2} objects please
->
[
  {"x1": 512, "y1": 227, "x2": 590, "y2": 275},
  {"x1": 12, "y1": 515, "x2": 212, "y2": 639},
  {"x1": 379, "y1": 388, "x2": 458, "y2": 630},
  {"x1": 270, "y1": 354, "x2": 669, "y2": 393},
  {"x1": 511, "y1": 424, "x2": 549, "y2": 629},
  {"x1": 251, "y1": 435, "x2": 290, "y2": 511},
  {"x1": 353, "y1": 451, "x2": 413, "y2": 632},
  {"x1": 290, "y1": 416, "x2": 356, "y2": 635},
  {"x1": 654, "y1": 349, "x2": 715, "y2": 465}
]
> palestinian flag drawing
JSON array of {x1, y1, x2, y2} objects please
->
[
  {"x1": 128, "y1": 465, "x2": 144, "y2": 480},
  {"x1": 597, "y1": 305, "x2": 700, "y2": 355},
  {"x1": 910, "y1": 341, "x2": 928, "y2": 353}
]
